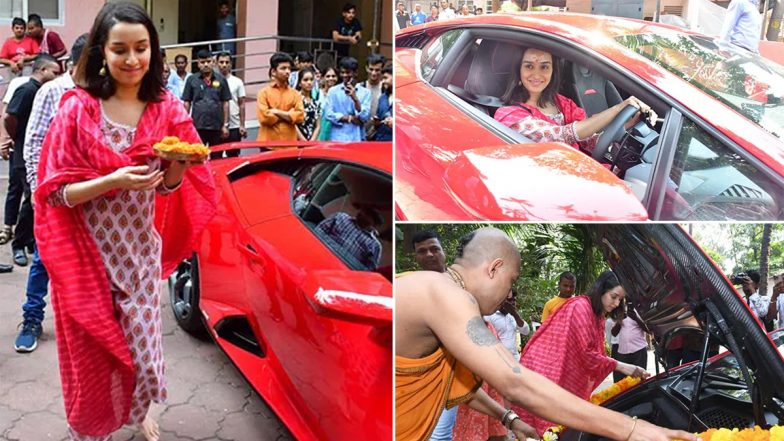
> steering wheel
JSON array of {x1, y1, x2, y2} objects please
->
[{"x1": 591, "y1": 104, "x2": 641, "y2": 161}]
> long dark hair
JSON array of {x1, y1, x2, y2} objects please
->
[
  {"x1": 502, "y1": 47, "x2": 562, "y2": 109},
  {"x1": 296, "y1": 66, "x2": 316, "y2": 93},
  {"x1": 75, "y1": 2, "x2": 165, "y2": 102},
  {"x1": 588, "y1": 270, "x2": 625, "y2": 320}
]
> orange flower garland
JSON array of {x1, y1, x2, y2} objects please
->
[{"x1": 153, "y1": 136, "x2": 210, "y2": 162}]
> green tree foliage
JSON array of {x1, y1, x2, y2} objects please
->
[{"x1": 396, "y1": 224, "x2": 608, "y2": 323}]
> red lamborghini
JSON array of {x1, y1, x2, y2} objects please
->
[{"x1": 168, "y1": 141, "x2": 392, "y2": 440}]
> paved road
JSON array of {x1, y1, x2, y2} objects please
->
[{"x1": 0, "y1": 161, "x2": 295, "y2": 441}]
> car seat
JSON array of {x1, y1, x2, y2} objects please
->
[
  {"x1": 448, "y1": 40, "x2": 523, "y2": 116},
  {"x1": 563, "y1": 62, "x2": 622, "y2": 117}
]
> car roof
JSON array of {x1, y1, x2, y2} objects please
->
[
  {"x1": 209, "y1": 141, "x2": 392, "y2": 175},
  {"x1": 401, "y1": 11, "x2": 697, "y2": 41}
]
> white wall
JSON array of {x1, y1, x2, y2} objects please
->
[{"x1": 151, "y1": 0, "x2": 179, "y2": 45}]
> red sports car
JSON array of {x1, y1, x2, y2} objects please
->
[
  {"x1": 168, "y1": 141, "x2": 392, "y2": 440},
  {"x1": 395, "y1": 13, "x2": 784, "y2": 221}
]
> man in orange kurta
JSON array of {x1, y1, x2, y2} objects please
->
[{"x1": 256, "y1": 52, "x2": 304, "y2": 142}]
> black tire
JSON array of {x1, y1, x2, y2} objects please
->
[{"x1": 168, "y1": 253, "x2": 209, "y2": 339}]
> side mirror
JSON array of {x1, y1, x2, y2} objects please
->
[{"x1": 301, "y1": 270, "x2": 392, "y2": 326}]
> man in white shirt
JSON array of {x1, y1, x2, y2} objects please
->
[
  {"x1": 484, "y1": 290, "x2": 530, "y2": 362},
  {"x1": 766, "y1": 275, "x2": 784, "y2": 329},
  {"x1": 439, "y1": 0, "x2": 456, "y2": 20},
  {"x1": 359, "y1": 54, "x2": 384, "y2": 140},
  {"x1": 740, "y1": 270, "x2": 773, "y2": 331},
  {"x1": 216, "y1": 51, "x2": 246, "y2": 157}
]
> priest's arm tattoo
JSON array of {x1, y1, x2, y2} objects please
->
[
  {"x1": 466, "y1": 316, "x2": 521, "y2": 374},
  {"x1": 466, "y1": 316, "x2": 499, "y2": 346}
]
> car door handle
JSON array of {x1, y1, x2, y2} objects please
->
[{"x1": 239, "y1": 243, "x2": 260, "y2": 259}]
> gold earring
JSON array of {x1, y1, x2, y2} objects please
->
[{"x1": 99, "y1": 60, "x2": 107, "y2": 76}]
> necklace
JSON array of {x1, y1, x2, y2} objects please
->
[{"x1": 446, "y1": 267, "x2": 466, "y2": 290}]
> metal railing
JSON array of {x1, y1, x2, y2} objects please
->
[{"x1": 162, "y1": 34, "x2": 355, "y2": 87}]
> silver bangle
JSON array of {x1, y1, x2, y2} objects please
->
[{"x1": 501, "y1": 409, "x2": 519, "y2": 429}]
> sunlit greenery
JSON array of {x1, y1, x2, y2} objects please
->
[{"x1": 397, "y1": 224, "x2": 783, "y2": 326}]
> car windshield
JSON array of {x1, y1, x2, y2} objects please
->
[{"x1": 616, "y1": 33, "x2": 784, "y2": 141}]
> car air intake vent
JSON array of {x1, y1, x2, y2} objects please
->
[
  {"x1": 697, "y1": 408, "x2": 751, "y2": 430},
  {"x1": 720, "y1": 184, "x2": 764, "y2": 199},
  {"x1": 215, "y1": 316, "x2": 265, "y2": 357},
  {"x1": 397, "y1": 32, "x2": 429, "y2": 49}
]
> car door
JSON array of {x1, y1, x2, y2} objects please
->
[
  {"x1": 240, "y1": 158, "x2": 393, "y2": 440},
  {"x1": 647, "y1": 114, "x2": 784, "y2": 221}
]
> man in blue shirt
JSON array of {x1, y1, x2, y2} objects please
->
[
  {"x1": 216, "y1": 0, "x2": 236, "y2": 55},
  {"x1": 411, "y1": 4, "x2": 428, "y2": 26},
  {"x1": 326, "y1": 57, "x2": 371, "y2": 142},
  {"x1": 167, "y1": 54, "x2": 190, "y2": 99},
  {"x1": 720, "y1": 0, "x2": 762, "y2": 53}
]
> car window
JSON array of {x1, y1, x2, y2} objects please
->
[
  {"x1": 292, "y1": 162, "x2": 392, "y2": 279},
  {"x1": 661, "y1": 119, "x2": 784, "y2": 220},
  {"x1": 420, "y1": 29, "x2": 463, "y2": 83}
]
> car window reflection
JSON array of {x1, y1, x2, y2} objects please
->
[{"x1": 293, "y1": 162, "x2": 392, "y2": 279}]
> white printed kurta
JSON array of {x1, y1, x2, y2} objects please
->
[{"x1": 67, "y1": 108, "x2": 167, "y2": 441}]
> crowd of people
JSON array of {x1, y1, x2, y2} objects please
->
[
  {"x1": 256, "y1": 49, "x2": 393, "y2": 143},
  {"x1": 395, "y1": 1, "x2": 485, "y2": 29},
  {"x1": 398, "y1": 227, "x2": 784, "y2": 441}
]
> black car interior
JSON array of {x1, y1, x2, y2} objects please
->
[
  {"x1": 440, "y1": 34, "x2": 663, "y2": 193},
  {"x1": 290, "y1": 161, "x2": 393, "y2": 280}
]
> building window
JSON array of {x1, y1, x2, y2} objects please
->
[{"x1": 0, "y1": 0, "x2": 63, "y2": 25}]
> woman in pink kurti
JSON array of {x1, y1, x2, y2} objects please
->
[
  {"x1": 511, "y1": 271, "x2": 649, "y2": 436},
  {"x1": 35, "y1": 3, "x2": 216, "y2": 441},
  {"x1": 493, "y1": 47, "x2": 655, "y2": 155}
]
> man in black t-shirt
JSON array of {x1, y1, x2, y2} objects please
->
[
  {"x1": 332, "y1": 3, "x2": 363, "y2": 58},
  {"x1": 3, "y1": 54, "x2": 60, "y2": 266},
  {"x1": 182, "y1": 49, "x2": 231, "y2": 155},
  {"x1": 395, "y1": 2, "x2": 410, "y2": 29}
]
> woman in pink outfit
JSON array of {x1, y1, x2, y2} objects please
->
[
  {"x1": 512, "y1": 271, "x2": 649, "y2": 436},
  {"x1": 35, "y1": 2, "x2": 216, "y2": 440}
]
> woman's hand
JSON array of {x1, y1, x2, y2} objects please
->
[
  {"x1": 163, "y1": 158, "x2": 204, "y2": 189},
  {"x1": 616, "y1": 361, "x2": 651, "y2": 380},
  {"x1": 619, "y1": 96, "x2": 657, "y2": 129},
  {"x1": 511, "y1": 418, "x2": 539, "y2": 440},
  {"x1": 109, "y1": 165, "x2": 164, "y2": 191}
]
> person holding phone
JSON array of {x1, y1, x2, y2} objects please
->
[
  {"x1": 370, "y1": 63, "x2": 392, "y2": 141},
  {"x1": 325, "y1": 56, "x2": 371, "y2": 142}
]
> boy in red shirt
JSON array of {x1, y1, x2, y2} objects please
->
[{"x1": 0, "y1": 17, "x2": 39, "y2": 75}]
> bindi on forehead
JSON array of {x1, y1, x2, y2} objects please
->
[{"x1": 523, "y1": 57, "x2": 551, "y2": 65}]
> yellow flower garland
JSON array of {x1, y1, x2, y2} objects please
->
[{"x1": 542, "y1": 377, "x2": 642, "y2": 441}]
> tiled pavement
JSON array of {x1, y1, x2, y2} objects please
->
[{"x1": 0, "y1": 162, "x2": 295, "y2": 441}]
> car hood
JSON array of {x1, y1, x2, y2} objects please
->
[
  {"x1": 592, "y1": 224, "x2": 784, "y2": 397},
  {"x1": 444, "y1": 144, "x2": 649, "y2": 220}
]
